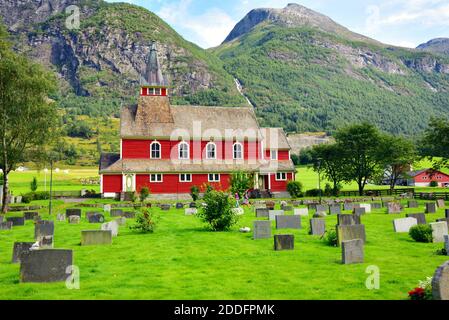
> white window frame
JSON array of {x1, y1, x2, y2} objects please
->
[
  {"x1": 178, "y1": 141, "x2": 190, "y2": 160},
  {"x1": 208, "y1": 173, "x2": 220, "y2": 182},
  {"x1": 275, "y1": 172, "x2": 287, "y2": 181},
  {"x1": 205, "y1": 142, "x2": 217, "y2": 160},
  {"x1": 150, "y1": 141, "x2": 161, "y2": 159},
  {"x1": 179, "y1": 173, "x2": 192, "y2": 183},
  {"x1": 270, "y1": 150, "x2": 278, "y2": 160},
  {"x1": 150, "y1": 174, "x2": 163, "y2": 183},
  {"x1": 233, "y1": 142, "x2": 243, "y2": 160}
]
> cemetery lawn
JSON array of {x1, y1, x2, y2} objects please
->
[{"x1": 1, "y1": 200, "x2": 449, "y2": 300}]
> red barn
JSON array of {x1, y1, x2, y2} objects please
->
[
  {"x1": 407, "y1": 169, "x2": 449, "y2": 187},
  {"x1": 99, "y1": 43, "x2": 296, "y2": 199}
]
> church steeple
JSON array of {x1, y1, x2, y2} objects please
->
[{"x1": 141, "y1": 42, "x2": 168, "y2": 97}]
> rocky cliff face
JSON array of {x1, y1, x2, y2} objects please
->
[{"x1": 417, "y1": 38, "x2": 449, "y2": 56}]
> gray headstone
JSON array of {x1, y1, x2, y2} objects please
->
[
  {"x1": 269, "y1": 210, "x2": 284, "y2": 221},
  {"x1": 184, "y1": 208, "x2": 197, "y2": 215},
  {"x1": 437, "y1": 199, "x2": 446, "y2": 208},
  {"x1": 101, "y1": 220, "x2": 119, "y2": 237},
  {"x1": 253, "y1": 220, "x2": 271, "y2": 240},
  {"x1": 316, "y1": 205, "x2": 328, "y2": 213},
  {"x1": 359, "y1": 204, "x2": 371, "y2": 213},
  {"x1": 408, "y1": 200, "x2": 418, "y2": 208},
  {"x1": 103, "y1": 204, "x2": 111, "y2": 213},
  {"x1": 189, "y1": 202, "x2": 197, "y2": 208},
  {"x1": 446, "y1": 209, "x2": 449, "y2": 219},
  {"x1": 440, "y1": 218, "x2": 449, "y2": 230},
  {"x1": 431, "y1": 221, "x2": 449, "y2": 243},
  {"x1": 445, "y1": 235, "x2": 449, "y2": 256},
  {"x1": 307, "y1": 203, "x2": 317, "y2": 211},
  {"x1": 12, "y1": 242, "x2": 34, "y2": 263},
  {"x1": 343, "y1": 203, "x2": 354, "y2": 211},
  {"x1": 329, "y1": 204, "x2": 341, "y2": 215},
  {"x1": 387, "y1": 202, "x2": 402, "y2": 214},
  {"x1": 432, "y1": 261, "x2": 449, "y2": 300},
  {"x1": 292, "y1": 201, "x2": 301, "y2": 206},
  {"x1": 393, "y1": 217, "x2": 417, "y2": 233},
  {"x1": 123, "y1": 212, "x2": 135, "y2": 219},
  {"x1": 115, "y1": 217, "x2": 127, "y2": 226},
  {"x1": 274, "y1": 234, "x2": 294, "y2": 251},
  {"x1": 66, "y1": 209, "x2": 81, "y2": 218},
  {"x1": 87, "y1": 213, "x2": 105, "y2": 223},
  {"x1": 39, "y1": 235, "x2": 54, "y2": 249},
  {"x1": 7, "y1": 216, "x2": 25, "y2": 226},
  {"x1": 69, "y1": 216, "x2": 80, "y2": 224},
  {"x1": 81, "y1": 230, "x2": 112, "y2": 246},
  {"x1": 15, "y1": 196, "x2": 22, "y2": 204},
  {"x1": 406, "y1": 213, "x2": 427, "y2": 225},
  {"x1": 342, "y1": 239, "x2": 364, "y2": 264},
  {"x1": 176, "y1": 203, "x2": 184, "y2": 209},
  {"x1": 0, "y1": 221, "x2": 13, "y2": 230},
  {"x1": 281, "y1": 205, "x2": 293, "y2": 212},
  {"x1": 275, "y1": 215, "x2": 301, "y2": 229},
  {"x1": 20, "y1": 249, "x2": 73, "y2": 283},
  {"x1": 293, "y1": 208, "x2": 308, "y2": 217},
  {"x1": 337, "y1": 224, "x2": 366, "y2": 246},
  {"x1": 426, "y1": 203, "x2": 437, "y2": 214},
  {"x1": 56, "y1": 213, "x2": 65, "y2": 221},
  {"x1": 371, "y1": 203, "x2": 382, "y2": 209},
  {"x1": 256, "y1": 208, "x2": 269, "y2": 218},
  {"x1": 161, "y1": 204, "x2": 171, "y2": 211},
  {"x1": 309, "y1": 218, "x2": 326, "y2": 236},
  {"x1": 110, "y1": 209, "x2": 123, "y2": 217},
  {"x1": 337, "y1": 214, "x2": 361, "y2": 226},
  {"x1": 353, "y1": 207, "x2": 366, "y2": 216},
  {"x1": 34, "y1": 220, "x2": 54, "y2": 241}
]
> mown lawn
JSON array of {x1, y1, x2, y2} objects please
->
[{"x1": 0, "y1": 199, "x2": 448, "y2": 300}]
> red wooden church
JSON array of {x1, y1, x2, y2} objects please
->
[{"x1": 99, "y1": 43, "x2": 296, "y2": 199}]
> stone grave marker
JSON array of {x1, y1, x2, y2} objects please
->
[
  {"x1": 432, "y1": 261, "x2": 449, "y2": 300},
  {"x1": 256, "y1": 208, "x2": 269, "y2": 218},
  {"x1": 253, "y1": 221, "x2": 271, "y2": 240},
  {"x1": 406, "y1": 213, "x2": 427, "y2": 225},
  {"x1": 437, "y1": 199, "x2": 446, "y2": 208},
  {"x1": 445, "y1": 235, "x2": 449, "y2": 256},
  {"x1": 408, "y1": 200, "x2": 418, "y2": 208},
  {"x1": 353, "y1": 208, "x2": 366, "y2": 216},
  {"x1": 176, "y1": 203, "x2": 184, "y2": 209},
  {"x1": 393, "y1": 217, "x2": 417, "y2": 233},
  {"x1": 266, "y1": 201, "x2": 275, "y2": 210},
  {"x1": 371, "y1": 203, "x2": 382, "y2": 209},
  {"x1": 292, "y1": 201, "x2": 301, "y2": 206},
  {"x1": 232, "y1": 208, "x2": 245, "y2": 216},
  {"x1": 387, "y1": 202, "x2": 402, "y2": 214},
  {"x1": 103, "y1": 204, "x2": 111, "y2": 213},
  {"x1": 20, "y1": 249, "x2": 73, "y2": 283},
  {"x1": 343, "y1": 203, "x2": 354, "y2": 211},
  {"x1": 309, "y1": 218, "x2": 326, "y2": 236},
  {"x1": 341, "y1": 239, "x2": 364, "y2": 264},
  {"x1": 274, "y1": 234, "x2": 294, "y2": 251},
  {"x1": 69, "y1": 216, "x2": 80, "y2": 224},
  {"x1": 275, "y1": 215, "x2": 301, "y2": 229},
  {"x1": 315, "y1": 205, "x2": 328, "y2": 214},
  {"x1": 12, "y1": 242, "x2": 34, "y2": 263},
  {"x1": 161, "y1": 204, "x2": 171, "y2": 211},
  {"x1": 101, "y1": 220, "x2": 119, "y2": 237},
  {"x1": 39, "y1": 236, "x2": 54, "y2": 249},
  {"x1": 56, "y1": 213, "x2": 65, "y2": 222},
  {"x1": 66, "y1": 209, "x2": 81, "y2": 218},
  {"x1": 87, "y1": 213, "x2": 105, "y2": 223},
  {"x1": 0, "y1": 221, "x2": 13, "y2": 230},
  {"x1": 115, "y1": 217, "x2": 127, "y2": 226},
  {"x1": 337, "y1": 224, "x2": 366, "y2": 246},
  {"x1": 337, "y1": 214, "x2": 361, "y2": 226},
  {"x1": 281, "y1": 205, "x2": 293, "y2": 212},
  {"x1": 439, "y1": 218, "x2": 449, "y2": 230},
  {"x1": 189, "y1": 202, "x2": 197, "y2": 208},
  {"x1": 431, "y1": 222, "x2": 448, "y2": 243},
  {"x1": 360, "y1": 204, "x2": 371, "y2": 213},
  {"x1": 185, "y1": 208, "x2": 197, "y2": 215},
  {"x1": 293, "y1": 208, "x2": 309, "y2": 217},
  {"x1": 81, "y1": 230, "x2": 112, "y2": 246},
  {"x1": 34, "y1": 220, "x2": 54, "y2": 241},
  {"x1": 15, "y1": 196, "x2": 22, "y2": 204},
  {"x1": 24, "y1": 212, "x2": 38, "y2": 220},
  {"x1": 446, "y1": 209, "x2": 449, "y2": 218},
  {"x1": 329, "y1": 204, "x2": 341, "y2": 215},
  {"x1": 307, "y1": 203, "x2": 317, "y2": 211},
  {"x1": 426, "y1": 202, "x2": 437, "y2": 214},
  {"x1": 7, "y1": 216, "x2": 25, "y2": 226},
  {"x1": 110, "y1": 209, "x2": 123, "y2": 217},
  {"x1": 269, "y1": 210, "x2": 284, "y2": 221}
]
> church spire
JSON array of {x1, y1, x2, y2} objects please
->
[{"x1": 141, "y1": 42, "x2": 168, "y2": 96}]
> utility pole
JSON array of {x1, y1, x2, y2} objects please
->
[
  {"x1": 318, "y1": 159, "x2": 322, "y2": 203},
  {"x1": 48, "y1": 160, "x2": 53, "y2": 215}
]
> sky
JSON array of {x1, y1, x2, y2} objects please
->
[{"x1": 106, "y1": 0, "x2": 449, "y2": 49}]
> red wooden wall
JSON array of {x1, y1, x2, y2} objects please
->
[{"x1": 103, "y1": 175, "x2": 122, "y2": 193}]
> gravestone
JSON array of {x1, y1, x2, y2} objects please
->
[
  {"x1": 269, "y1": 210, "x2": 284, "y2": 221},
  {"x1": 281, "y1": 205, "x2": 293, "y2": 212},
  {"x1": 115, "y1": 217, "x2": 127, "y2": 226},
  {"x1": 353, "y1": 208, "x2": 366, "y2": 216},
  {"x1": 446, "y1": 209, "x2": 449, "y2": 218},
  {"x1": 110, "y1": 209, "x2": 123, "y2": 217},
  {"x1": 176, "y1": 203, "x2": 184, "y2": 209},
  {"x1": 337, "y1": 214, "x2": 361, "y2": 226},
  {"x1": 445, "y1": 235, "x2": 449, "y2": 256},
  {"x1": 387, "y1": 202, "x2": 402, "y2": 214},
  {"x1": 161, "y1": 204, "x2": 171, "y2": 211},
  {"x1": 189, "y1": 202, "x2": 197, "y2": 208},
  {"x1": 329, "y1": 204, "x2": 341, "y2": 215},
  {"x1": 185, "y1": 208, "x2": 197, "y2": 215},
  {"x1": 266, "y1": 201, "x2": 275, "y2": 210},
  {"x1": 360, "y1": 204, "x2": 371, "y2": 213},
  {"x1": 432, "y1": 261, "x2": 449, "y2": 300},
  {"x1": 66, "y1": 209, "x2": 81, "y2": 218},
  {"x1": 406, "y1": 213, "x2": 427, "y2": 225},
  {"x1": 15, "y1": 196, "x2": 22, "y2": 204},
  {"x1": 7, "y1": 216, "x2": 25, "y2": 226},
  {"x1": 56, "y1": 213, "x2": 65, "y2": 221},
  {"x1": 253, "y1": 221, "x2": 271, "y2": 240},
  {"x1": 307, "y1": 203, "x2": 317, "y2": 211},
  {"x1": 232, "y1": 208, "x2": 244, "y2": 216},
  {"x1": 341, "y1": 239, "x2": 364, "y2": 264},
  {"x1": 87, "y1": 213, "x2": 105, "y2": 223},
  {"x1": 123, "y1": 212, "x2": 135, "y2": 219},
  {"x1": 426, "y1": 203, "x2": 437, "y2": 214},
  {"x1": 275, "y1": 215, "x2": 301, "y2": 229},
  {"x1": 292, "y1": 201, "x2": 301, "y2": 206},
  {"x1": 101, "y1": 220, "x2": 119, "y2": 237},
  {"x1": 393, "y1": 217, "x2": 417, "y2": 233},
  {"x1": 0, "y1": 221, "x2": 13, "y2": 230},
  {"x1": 12, "y1": 242, "x2": 34, "y2": 263},
  {"x1": 437, "y1": 218, "x2": 449, "y2": 230},
  {"x1": 39, "y1": 236, "x2": 54, "y2": 249},
  {"x1": 408, "y1": 200, "x2": 418, "y2": 208},
  {"x1": 315, "y1": 205, "x2": 328, "y2": 213},
  {"x1": 81, "y1": 230, "x2": 112, "y2": 246},
  {"x1": 274, "y1": 234, "x2": 294, "y2": 251},
  {"x1": 343, "y1": 203, "x2": 354, "y2": 211},
  {"x1": 0, "y1": 186, "x2": 2, "y2": 205},
  {"x1": 371, "y1": 203, "x2": 382, "y2": 209},
  {"x1": 437, "y1": 199, "x2": 446, "y2": 208},
  {"x1": 69, "y1": 216, "x2": 80, "y2": 224},
  {"x1": 103, "y1": 204, "x2": 111, "y2": 213},
  {"x1": 20, "y1": 249, "x2": 73, "y2": 283},
  {"x1": 337, "y1": 224, "x2": 366, "y2": 246},
  {"x1": 280, "y1": 201, "x2": 288, "y2": 208},
  {"x1": 309, "y1": 218, "x2": 326, "y2": 236},
  {"x1": 313, "y1": 212, "x2": 327, "y2": 218},
  {"x1": 430, "y1": 222, "x2": 448, "y2": 243},
  {"x1": 24, "y1": 212, "x2": 38, "y2": 220},
  {"x1": 256, "y1": 208, "x2": 269, "y2": 218},
  {"x1": 293, "y1": 208, "x2": 309, "y2": 217},
  {"x1": 34, "y1": 220, "x2": 54, "y2": 241}
]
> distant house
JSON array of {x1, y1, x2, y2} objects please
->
[{"x1": 406, "y1": 169, "x2": 449, "y2": 187}]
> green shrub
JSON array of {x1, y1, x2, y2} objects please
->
[
  {"x1": 30, "y1": 177, "x2": 38, "y2": 192},
  {"x1": 230, "y1": 171, "x2": 253, "y2": 199},
  {"x1": 21, "y1": 191, "x2": 50, "y2": 203},
  {"x1": 129, "y1": 208, "x2": 158, "y2": 233},
  {"x1": 409, "y1": 225, "x2": 433, "y2": 243},
  {"x1": 305, "y1": 188, "x2": 323, "y2": 197},
  {"x1": 140, "y1": 187, "x2": 150, "y2": 202},
  {"x1": 430, "y1": 181, "x2": 438, "y2": 187},
  {"x1": 324, "y1": 183, "x2": 333, "y2": 197},
  {"x1": 287, "y1": 180, "x2": 303, "y2": 198},
  {"x1": 190, "y1": 185, "x2": 200, "y2": 201},
  {"x1": 198, "y1": 190, "x2": 237, "y2": 231},
  {"x1": 323, "y1": 229, "x2": 338, "y2": 246}
]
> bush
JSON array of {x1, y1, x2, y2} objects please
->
[
  {"x1": 190, "y1": 185, "x2": 200, "y2": 201},
  {"x1": 198, "y1": 190, "x2": 238, "y2": 231},
  {"x1": 287, "y1": 180, "x2": 303, "y2": 198},
  {"x1": 140, "y1": 187, "x2": 150, "y2": 202},
  {"x1": 129, "y1": 208, "x2": 158, "y2": 233},
  {"x1": 305, "y1": 188, "x2": 323, "y2": 197},
  {"x1": 322, "y1": 229, "x2": 338, "y2": 246},
  {"x1": 230, "y1": 171, "x2": 253, "y2": 199},
  {"x1": 22, "y1": 191, "x2": 50, "y2": 203},
  {"x1": 409, "y1": 225, "x2": 433, "y2": 243},
  {"x1": 324, "y1": 183, "x2": 333, "y2": 197},
  {"x1": 408, "y1": 277, "x2": 433, "y2": 300},
  {"x1": 430, "y1": 181, "x2": 438, "y2": 187},
  {"x1": 30, "y1": 177, "x2": 38, "y2": 192}
]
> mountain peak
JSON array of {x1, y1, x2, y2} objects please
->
[
  {"x1": 223, "y1": 3, "x2": 374, "y2": 44},
  {"x1": 417, "y1": 38, "x2": 449, "y2": 55}
]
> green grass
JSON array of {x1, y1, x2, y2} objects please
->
[{"x1": 0, "y1": 199, "x2": 448, "y2": 299}]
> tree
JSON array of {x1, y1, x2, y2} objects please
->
[
  {"x1": 198, "y1": 190, "x2": 237, "y2": 231},
  {"x1": 310, "y1": 143, "x2": 347, "y2": 196},
  {"x1": 139, "y1": 186, "x2": 150, "y2": 202},
  {"x1": 378, "y1": 135, "x2": 417, "y2": 191},
  {"x1": 30, "y1": 177, "x2": 38, "y2": 192},
  {"x1": 334, "y1": 123, "x2": 383, "y2": 196},
  {"x1": 419, "y1": 118, "x2": 449, "y2": 169},
  {"x1": 229, "y1": 171, "x2": 253, "y2": 199},
  {"x1": 0, "y1": 23, "x2": 59, "y2": 213}
]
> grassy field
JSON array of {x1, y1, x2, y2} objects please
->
[{"x1": 0, "y1": 199, "x2": 448, "y2": 300}]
